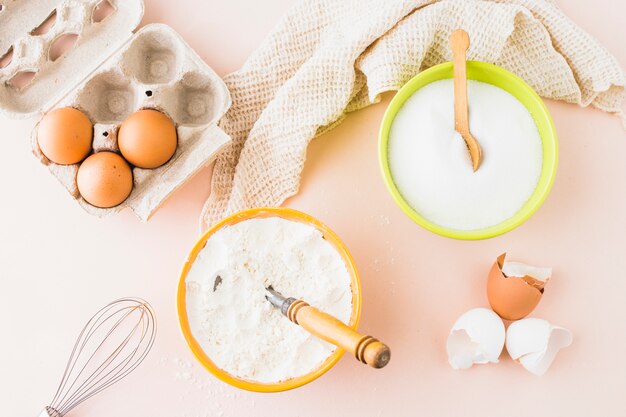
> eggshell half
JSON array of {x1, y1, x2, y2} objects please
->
[
  {"x1": 447, "y1": 307, "x2": 505, "y2": 370},
  {"x1": 487, "y1": 253, "x2": 550, "y2": 321},
  {"x1": 506, "y1": 318, "x2": 572, "y2": 376}
]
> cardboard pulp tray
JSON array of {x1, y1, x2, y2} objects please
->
[{"x1": 0, "y1": 0, "x2": 232, "y2": 220}]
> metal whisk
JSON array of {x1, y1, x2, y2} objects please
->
[{"x1": 39, "y1": 298, "x2": 157, "y2": 417}]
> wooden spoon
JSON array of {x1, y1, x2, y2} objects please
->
[
  {"x1": 450, "y1": 29, "x2": 482, "y2": 171},
  {"x1": 265, "y1": 286, "x2": 391, "y2": 368}
]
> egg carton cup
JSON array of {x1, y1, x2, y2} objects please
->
[{"x1": 1, "y1": 0, "x2": 232, "y2": 220}]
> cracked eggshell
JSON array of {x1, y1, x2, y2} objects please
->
[
  {"x1": 487, "y1": 253, "x2": 552, "y2": 321},
  {"x1": 447, "y1": 308, "x2": 505, "y2": 370},
  {"x1": 506, "y1": 318, "x2": 572, "y2": 376}
]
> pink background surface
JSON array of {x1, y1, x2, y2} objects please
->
[{"x1": 1, "y1": 1, "x2": 625, "y2": 416}]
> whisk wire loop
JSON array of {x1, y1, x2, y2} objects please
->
[
  {"x1": 58, "y1": 305, "x2": 141, "y2": 412},
  {"x1": 44, "y1": 297, "x2": 156, "y2": 416}
]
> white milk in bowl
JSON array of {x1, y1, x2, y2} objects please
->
[{"x1": 387, "y1": 79, "x2": 543, "y2": 231}]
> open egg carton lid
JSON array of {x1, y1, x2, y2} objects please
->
[
  {"x1": 0, "y1": 0, "x2": 146, "y2": 117},
  {"x1": 1, "y1": 0, "x2": 233, "y2": 221}
]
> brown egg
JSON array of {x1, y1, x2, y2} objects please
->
[
  {"x1": 37, "y1": 107, "x2": 93, "y2": 165},
  {"x1": 77, "y1": 152, "x2": 133, "y2": 208},
  {"x1": 487, "y1": 253, "x2": 549, "y2": 321},
  {"x1": 118, "y1": 109, "x2": 177, "y2": 169}
]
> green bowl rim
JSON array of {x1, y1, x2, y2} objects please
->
[{"x1": 378, "y1": 61, "x2": 558, "y2": 240}]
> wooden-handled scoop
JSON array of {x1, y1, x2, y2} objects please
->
[
  {"x1": 450, "y1": 29, "x2": 482, "y2": 171},
  {"x1": 265, "y1": 286, "x2": 391, "y2": 368}
]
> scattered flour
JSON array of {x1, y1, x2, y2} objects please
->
[
  {"x1": 388, "y1": 79, "x2": 543, "y2": 231},
  {"x1": 185, "y1": 217, "x2": 353, "y2": 383}
]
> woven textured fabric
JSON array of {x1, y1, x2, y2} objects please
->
[{"x1": 200, "y1": 0, "x2": 625, "y2": 231}]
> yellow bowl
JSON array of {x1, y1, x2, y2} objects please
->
[
  {"x1": 379, "y1": 61, "x2": 558, "y2": 240},
  {"x1": 177, "y1": 207, "x2": 362, "y2": 392}
]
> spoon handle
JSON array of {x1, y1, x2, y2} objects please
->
[
  {"x1": 287, "y1": 300, "x2": 391, "y2": 369},
  {"x1": 450, "y1": 29, "x2": 470, "y2": 135}
]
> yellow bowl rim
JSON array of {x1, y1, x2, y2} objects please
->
[
  {"x1": 176, "y1": 207, "x2": 362, "y2": 393},
  {"x1": 378, "y1": 61, "x2": 558, "y2": 240}
]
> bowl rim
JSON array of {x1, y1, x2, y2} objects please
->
[
  {"x1": 176, "y1": 207, "x2": 362, "y2": 392},
  {"x1": 378, "y1": 61, "x2": 558, "y2": 240}
]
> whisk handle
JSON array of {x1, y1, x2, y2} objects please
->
[{"x1": 38, "y1": 408, "x2": 61, "y2": 417}]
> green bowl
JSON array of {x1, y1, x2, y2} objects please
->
[{"x1": 378, "y1": 61, "x2": 558, "y2": 240}]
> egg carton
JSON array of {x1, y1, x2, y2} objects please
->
[{"x1": 0, "y1": 0, "x2": 232, "y2": 220}]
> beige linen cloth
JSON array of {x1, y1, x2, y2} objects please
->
[{"x1": 200, "y1": 0, "x2": 625, "y2": 231}]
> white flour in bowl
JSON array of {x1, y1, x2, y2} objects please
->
[
  {"x1": 388, "y1": 79, "x2": 543, "y2": 231},
  {"x1": 185, "y1": 216, "x2": 353, "y2": 383}
]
